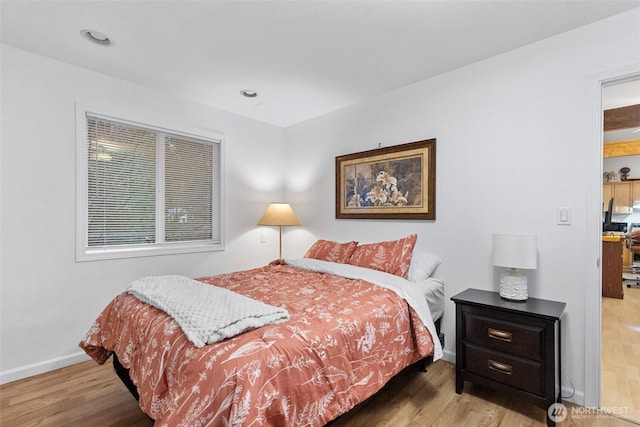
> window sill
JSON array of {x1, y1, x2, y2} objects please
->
[{"x1": 76, "y1": 241, "x2": 223, "y2": 262}]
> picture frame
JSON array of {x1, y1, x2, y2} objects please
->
[{"x1": 335, "y1": 139, "x2": 436, "y2": 220}]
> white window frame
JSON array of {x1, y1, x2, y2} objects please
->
[{"x1": 75, "y1": 103, "x2": 225, "y2": 261}]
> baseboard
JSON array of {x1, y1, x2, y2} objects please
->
[
  {"x1": 563, "y1": 386, "x2": 585, "y2": 407},
  {"x1": 441, "y1": 348, "x2": 455, "y2": 364},
  {"x1": 0, "y1": 351, "x2": 91, "y2": 385}
]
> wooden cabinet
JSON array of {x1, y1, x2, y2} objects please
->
[
  {"x1": 603, "y1": 183, "x2": 613, "y2": 210},
  {"x1": 452, "y1": 289, "x2": 565, "y2": 427},
  {"x1": 623, "y1": 242, "x2": 633, "y2": 267},
  {"x1": 633, "y1": 181, "x2": 640, "y2": 201},
  {"x1": 604, "y1": 182, "x2": 633, "y2": 213},
  {"x1": 615, "y1": 182, "x2": 632, "y2": 212},
  {"x1": 602, "y1": 239, "x2": 624, "y2": 299}
]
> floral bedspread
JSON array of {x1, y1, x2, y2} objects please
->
[{"x1": 79, "y1": 263, "x2": 436, "y2": 426}]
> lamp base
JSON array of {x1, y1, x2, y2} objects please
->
[{"x1": 499, "y1": 268, "x2": 528, "y2": 301}]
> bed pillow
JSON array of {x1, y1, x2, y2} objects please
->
[
  {"x1": 304, "y1": 239, "x2": 358, "y2": 263},
  {"x1": 413, "y1": 277, "x2": 445, "y2": 321},
  {"x1": 347, "y1": 234, "x2": 417, "y2": 278},
  {"x1": 408, "y1": 251, "x2": 442, "y2": 283}
]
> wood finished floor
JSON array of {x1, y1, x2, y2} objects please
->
[
  {"x1": 602, "y1": 285, "x2": 640, "y2": 423},
  {"x1": 1, "y1": 358, "x2": 638, "y2": 427}
]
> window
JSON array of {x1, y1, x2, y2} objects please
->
[{"x1": 77, "y1": 109, "x2": 223, "y2": 261}]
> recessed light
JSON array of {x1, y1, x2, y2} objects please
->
[
  {"x1": 240, "y1": 89, "x2": 258, "y2": 98},
  {"x1": 80, "y1": 29, "x2": 114, "y2": 46}
]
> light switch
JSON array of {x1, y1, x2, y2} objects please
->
[{"x1": 557, "y1": 207, "x2": 571, "y2": 225}]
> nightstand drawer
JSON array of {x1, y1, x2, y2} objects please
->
[
  {"x1": 465, "y1": 344, "x2": 544, "y2": 396},
  {"x1": 464, "y1": 312, "x2": 544, "y2": 361}
]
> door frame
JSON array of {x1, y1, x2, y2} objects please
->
[{"x1": 584, "y1": 64, "x2": 640, "y2": 409}]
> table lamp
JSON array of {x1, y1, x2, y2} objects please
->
[
  {"x1": 491, "y1": 234, "x2": 537, "y2": 301},
  {"x1": 257, "y1": 203, "x2": 301, "y2": 258}
]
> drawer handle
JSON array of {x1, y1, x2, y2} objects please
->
[
  {"x1": 488, "y1": 328, "x2": 512, "y2": 342},
  {"x1": 488, "y1": 359, "x2": 513, "y2": 375}
]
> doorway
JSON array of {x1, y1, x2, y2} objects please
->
[{"x1": 600, "y1": 76, "x2": 640, "y2": 422}]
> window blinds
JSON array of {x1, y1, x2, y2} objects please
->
[
  {"x1": 86, "y1": 115, "x2": 220, "y2": 249},
  {"x1": 164, "y1": 136, "x2": 213, "y2": 242}
]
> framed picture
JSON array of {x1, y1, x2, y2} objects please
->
[{"x1": 335, "y1": 139, "x2": 436, "y2": 220}]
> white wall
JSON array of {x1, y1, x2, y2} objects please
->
[
  {"x1": 2, "y1": 8, "x2": 640, "y2": 407},
  {"x1": 604, "y1": 155, "x2": 640, "y2": 181},
  {"x1": 0, "y1": 45, "x2": 287, "y2": 382},
  {"x1": 283, "y1": 9, "x2": 640, "y2": 406}
]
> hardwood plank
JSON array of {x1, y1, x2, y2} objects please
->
[
  {"x1": 2, "y1": 356, "x2": 639, "y2": 426},
  {"x1": 0, "y1": 361, "x2": 153, "y2": 427},
  {"x1": 602, "y1": 286, "x2": 640, "y2": 423}
]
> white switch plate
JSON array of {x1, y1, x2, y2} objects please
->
[
  {"x1": 260, "y1": 232, "x2": 266, "y2": 243},
  {"x1": 557, "y1": 207, "x2": 571, "y2": 225}
]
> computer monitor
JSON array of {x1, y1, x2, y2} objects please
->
[{"x1": 603, "y1": 197, "x2": 614, "y2": 231}]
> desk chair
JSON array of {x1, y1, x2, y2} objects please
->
[{"x1": 624, "y1": 230, "x2": 640, "y2": 287}]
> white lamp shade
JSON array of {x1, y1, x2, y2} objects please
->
[
  {"x1": 257, "y1": 203, "x2": 301, "y2": 259},
  {"x1": 257, "y1": 203, "x2": 301, "y2": 226},
  {"x1": 491, "y1": 234, "x2": 537, "y2": 270}
]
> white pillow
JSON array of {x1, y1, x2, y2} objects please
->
[
  {"x1": 413, "y1": 277, "x2": 445, "y2": 321},
  {"x1": 408, "y1": 250, "x2": 441, "y2": 282}
]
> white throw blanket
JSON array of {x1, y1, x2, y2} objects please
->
[{"x1": 127, "y1": 275, "x2": 290, "y2": 348}]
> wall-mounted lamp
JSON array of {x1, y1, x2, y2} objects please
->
[
  {"x1": 491, "y1": 234, "x2": 537, "y2": 301},
  {"x1": 257, "y1": 203, "x2": 301, "y2": 258}
]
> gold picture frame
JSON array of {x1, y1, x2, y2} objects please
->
[{"x1": 335, "y1": 139, "x2": 436, "y2": 220}]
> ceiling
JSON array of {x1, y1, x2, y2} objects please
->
[
  {"x1": 603, "y1": 79, "x2": 640, "y2": 142},
  {"x1": 2, "y1": 1, "x2": 639, "y2": 128},
  {"x1": 604, "y1": 79, "x2": 640, "y2": 111}
]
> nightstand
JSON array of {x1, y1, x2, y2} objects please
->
[{"x1": 451, "y1": 289, "x2": 565, "y2": 427}]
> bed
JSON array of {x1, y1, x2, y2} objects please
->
[{"x1": 80, "y1": 235, "x2": 444, "y2": 426}]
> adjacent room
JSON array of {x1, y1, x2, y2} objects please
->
[
  {"x1": 601, "y1": 79, "x2": 640, "y2": 421},
  {"x1": 1, "y1": 1, "x2": 640, "y2": 425}
]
